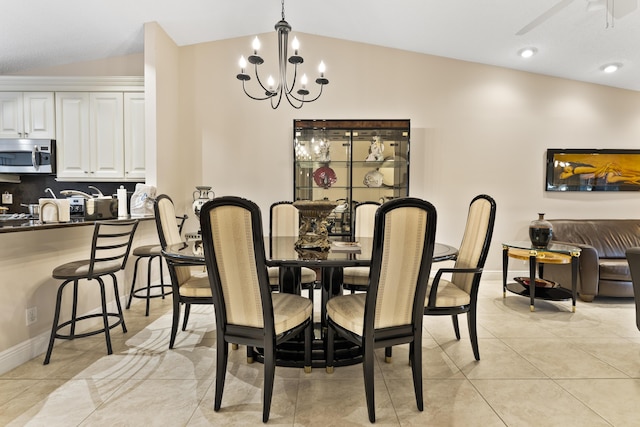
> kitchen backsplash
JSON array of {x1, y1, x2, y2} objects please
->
[{"x1": 0, "y1": 175, "x2": 139, "y2": 214}]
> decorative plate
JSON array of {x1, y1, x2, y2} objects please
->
[
  {"x1": 363, "y1": 169, "x2": 383, "y2": 187},
  {"x1": 513, "y1": 277, "x2": 559, "y2": 288},
  {"x1": 313, "y1": 166, "x2": 337, "y2": 188}
]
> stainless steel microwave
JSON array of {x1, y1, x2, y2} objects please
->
[{"x1": 0, "y1": 139, "x2": 55, "y2": 174}]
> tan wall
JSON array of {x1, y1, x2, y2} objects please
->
[
  {"x1": 172, "y1": 32, "x2": 640, "y2": 272},
  {"x1": 145, "y1": 23, "x2": 201, "y2": 232}
]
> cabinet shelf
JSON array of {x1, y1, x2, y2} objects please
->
[{"x1": 293, "y1": 119, "x2": 410, "y2": 238}]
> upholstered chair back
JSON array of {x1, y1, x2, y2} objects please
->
[
  {"x1": 155, "y1": 195, "x2": 191, "y2": 286},
  {"x1": 270, "y1": 202, "x2": 299, "y2": 238},
  {"x1": 367, "y1": 200, "x2": 436, "y2": 331},
  {"x1": 451, "y1": 195, "x2": 495, "y2": 294},
  {"x1": 204, "y1": 200, "x2": 270, "y2": 329},
  {"x1": 353, "y1": 202, "x2": 379, "y2": 239}
]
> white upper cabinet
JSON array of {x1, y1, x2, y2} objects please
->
[
  {"x1": 0, "y1": 92, "x2": 55, "y2": 139},
  {"x1": 56, "y1": 91, "x2": 143, "y2": 181},
  {"x1": 124, "y1": 93, "x2": 146, "y2": 180},
  {"x1": 90, "y1": 92, "x2": 124, "y2": 180},
  {"x1": 55, "y1": 92, "x2": 90, "y2": 179}
]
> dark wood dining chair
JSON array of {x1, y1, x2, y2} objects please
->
[
  {"x1": 154, "y1": 194, "x2": 212, "y2": 349},
  {"x1": 325, "y1": 197, "x2": 437, "y2": 422},
  {"x1": 423, "y1": 194, "x2": 496, "y2": 360},
  {"x1": 268, "y1": 201, "x2": 317, "y2": 299},
  {"x1": 200, "y1": 196, "x2": 313, "y2": 423},
  {"x1": 342, "y1": 201, "x2": 380, "y2": 294}
]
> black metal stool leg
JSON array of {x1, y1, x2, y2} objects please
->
[
  {"x1": 126, "y1": 256, "x2": 144, "y2": 310},
  {"x1": 97, "y1": 277, "x2": 113, "y2": 355},
  {"x1": 110, "y1": 273, "x2": 127, "y2": 334},
  {"x1": 70, "y1": 280, "x2": 79, "y2": 338},
  {"x1": 145, "y1": 256, "x2": 152, "y2": 316},
  {"x1": 43, "y1": 279, "x2": 71, "y2": 365}
]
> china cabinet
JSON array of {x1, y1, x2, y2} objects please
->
[{"x1": 293, "y1": 119, "x2": 410, "y2": 237}]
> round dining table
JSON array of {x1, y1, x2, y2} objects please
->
[{"x1": 163, "y1": 236, "x2": 458, "y2": 368}]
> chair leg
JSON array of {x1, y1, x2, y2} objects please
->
[
  {"x1": 409, "y1": 338, "x2": 424, "y2": 412},
  {"x1": 70, "y1": 280, "x2": 79, "y2": 338},
  {"x1": 110, "y1": 273, "x2": 127, "y2": 333},
  {"x1": 362, "y1": 340, "x2": 376, "y2": 423},
  {"x1": 385, "y1": 346, "x2": 393, "y2": 363},
  {"x1": 262, "y1": 338, "x2": 276, "y2": 423},
  {"x1": 214, "y1": 337, "x2": 228, "y2": 412},
  {"x1": 43, "y1": 279, "x2": 71, "y2": 365},
  {"x1": 97, "y1": 277, "x2": 113, "y2": 355},
  {"x1": 169, "y1": 295, "x2": 181, "y2": 349},
  {"x1": 467, "y1": 309, "x2": 480, "y2": 361},
  {"x1": 304, "y1": 320, "x2": 312, "y2": 373},
  {"x1": 246, "y1": 345, "x2": 254, "y2": 364},
  {"x1": 182, "y1": 303, "x2": 191, "y2": 331},
  {"x1": 452, "y1": 314, "x2": 461, "y2": 340},
  {"x1": 145, "y1": 256, "x2": 153, "y2": 316},
  {"x1": 126, "y1": 256, "x2": 144, "y2": 309},
  {"x1": 326, "y1": 325, "x2": 335, "y2": 373}
]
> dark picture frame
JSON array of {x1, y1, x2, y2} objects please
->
[{"x1": 546, "y1": 149, "x2": 640, "y2": 192}]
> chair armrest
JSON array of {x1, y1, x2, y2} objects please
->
[{"x1": 427, "y1": 266, "x2": 483, "y2": 308}]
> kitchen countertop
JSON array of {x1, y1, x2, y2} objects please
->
[{"x1": 0, "y1": 215, "x2": 154, "y2": 233}]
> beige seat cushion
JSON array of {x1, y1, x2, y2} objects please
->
[
  {"x1": 179, "y1": 274, "x2": 213, "y2": 298},
  {"x1": 343, "y1": 266, "x2": 370, "y2": 286},
  {"x1": 268, "y1": 266, "x2": 316, "y2": 285},
  {"x1": 132, "y1": 244, "x2": 162, "y2": 257},
  {"x1": 425, "y1": 278, "x2": 471, "y2": 307},
  {"x1": 326, "y1": 293, "x2": 366, "y2": 335},
  {"x1": 271, "y1": 293, "x2": 313, "y2": 335},
  {"x1": 52, "y1": 260, "x2": 122, "y2": 279}
]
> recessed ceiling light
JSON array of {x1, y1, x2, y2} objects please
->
[
  {"x1": 602, "y1": 63, "x2": 621, "y2": 73},
  {"x1": 518, "y1": 47, "x2": 537, "y2": 58}
]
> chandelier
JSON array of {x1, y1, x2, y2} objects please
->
[{"x1": 236, "y1": 0, "x2": 329, "y2": 109}]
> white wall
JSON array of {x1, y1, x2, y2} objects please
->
[{"x1": 167, "y1": 32, "x2": 640, "y2": 276}]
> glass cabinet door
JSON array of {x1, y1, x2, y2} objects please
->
[{"x1": 294, "y1": 119, "x2": 410, "y2": 237}]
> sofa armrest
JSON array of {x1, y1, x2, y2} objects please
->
[{"x1": 543, "y1": 241, "x2": 599, "y2": 300}]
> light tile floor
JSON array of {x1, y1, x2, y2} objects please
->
[{"x1": 2, "y1": 280, "x2": 640, "y2": 426}]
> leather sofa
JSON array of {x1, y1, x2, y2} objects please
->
[
  {"x1": 542, "y1": 219, "x2": 640, "y2": 301},
  {"x1": 624, "y1": 247, "x2": 640, "y2": 330}
]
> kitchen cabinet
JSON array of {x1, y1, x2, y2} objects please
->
[
  {"x1": 56, "y1": 91, "x2": 144, "y2": 181},
  {"x1": 124, "y1": 93, "x2": 146, "y2": 180},
  {"x1": 293, "y1": 119, "x2": 410, "y2": 237},
  {"x1": 0, "y1": 92, "x2": 55, "y2": 139}
]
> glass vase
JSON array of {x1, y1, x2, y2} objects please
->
[{"x1": 529, "y1": 213, "x2": 553, "y2": 248}]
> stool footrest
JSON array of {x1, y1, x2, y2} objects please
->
[
  {"x1": 53, "y1": 313, "x2": 126, "y2": 340},
  {"x1": 131, "y1": 284, "x2": 173, "y2": 300}
]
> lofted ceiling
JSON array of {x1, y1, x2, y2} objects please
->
[{"x1": 1, "y1": 0, "x2": 639, "y2": 91}]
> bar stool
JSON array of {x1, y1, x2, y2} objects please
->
[
  {"x1": 43, "y1": 219, "x2": 139, "y2": 365},
  {"x1": 126, "y1": 214, "x2": 187, "y2": 316}
]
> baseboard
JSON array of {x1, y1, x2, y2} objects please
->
[
  {"x1": 0, "y1": 295, "x2": 132, "y2": 375},
  {"x1": 0, "y1": 331, "x2": 49, "y2": 375}
]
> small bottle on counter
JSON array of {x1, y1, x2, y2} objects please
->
[{"x1": 117, "y1": 186, "x2": 128, "y2": 218}]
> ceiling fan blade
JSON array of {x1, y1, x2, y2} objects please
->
[{"x1": 516, "y1": 0, "x2": 576, "y2": 35}]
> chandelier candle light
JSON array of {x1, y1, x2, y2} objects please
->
[{"x1": 236, "y1": 0, "x2": 329, "y2": 109}]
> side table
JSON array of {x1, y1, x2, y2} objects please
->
[{"x1": 502, "y1": 241, "x2": 581, "y2": 312}]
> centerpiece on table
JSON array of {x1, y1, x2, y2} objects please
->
[{"x1": 293, "y1": 199, "x2": 338, "y2": 251}]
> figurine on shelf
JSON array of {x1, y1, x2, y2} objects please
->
[
  {"x1": 366, "y1": 136, "x2": 384, "y2": 161},
  {"x1": 313, "y1": 138, "x2": 331, "y2": 162}
]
